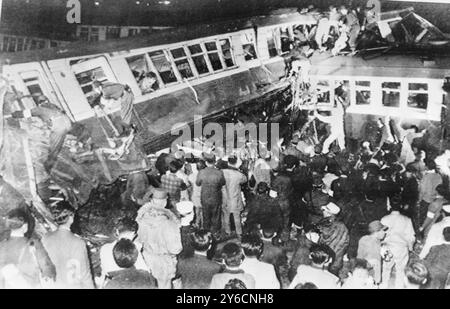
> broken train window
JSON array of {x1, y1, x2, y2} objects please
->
[
  {"x1": 241, "y1": 32, "x2": 258, "y2": 61},
  {"x1": 171, "y1": 47, "x2": 195, "y2": 79},
  {"x1": 148, "y1": 50, "x2": 178, "y2": 84},
  {"x1": 126, "y1": 54, "x2": 160, "y2": 95},
  {"x1": 188, "y1": 44, "x2": 210, "y2": 75},
  {"x1": 316, "y1": 80, "x2": 331, "y2": 104},
  {"x1": 408, "y1": 83, "x2": 428, "y2": 110}
]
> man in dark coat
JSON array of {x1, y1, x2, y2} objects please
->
[
  {"x1": 177, "y1": 230, "x2": 223, "y2": 289},
  {"x1": 424, "y1": 227, "x2": 450, "y2": 289},
  {"x1": 196, "y1": 153, "x2": 226, "y2": 235}
]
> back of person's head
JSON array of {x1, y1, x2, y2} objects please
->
[
  {"x1": 262, "y1": 227, "x2": 276, "y2": 239},
  {"x1": 410, "y1": 125, "x2": 419, "y2": 133},
  {"x1": 169, "y1": 159, "x2": 183, "y2": 173},
  {"x1": 6, "y1": 208, "x2": 29, "y2": 231},
  {"x1": 284, "y1": 155, "x2": 299, "y2": 170},
  {"x1": 309, "y1": 244, "x2": 335, "y2": 266},
  {"x1": 425, "y1": 159, "x2": 437, "y2": 171},
  {"x1": 224, "y1": 279, "x2": 247, "y2": 289},
  {"x1": 222, "y1": 242, "x2": 244, "y2": 268},
  {"x1": 113, "y1": 238, "x2": 138, "y2": 269},
  {"x1": 351, "y1": 258, "x2": 371, "y2": 272},
  {"x1": 294, "y1": 282, "x2": 318, "y2": 289},
  {"x1": 443, "y1": 227, "x2": 450, "y2": 242},
  {"x1": 256, "y1": 182, "x2": 270, "y2": 195},
  {"x1": 228, "y1": 155, "x2": 238, "y2": 166},
  {"x1": 389, "y1": 194, "x2": 403, "y2": 212},
  {"x1": 52, "y1": 201, "x2": 76, "y2": 226},
  {"x1": 116, "y1": 217, "x2": 138, "y2": 235},
  {"x1": 191, "y1": 230, "x2": 213, "y2": 252},
  {"x1": 241, "y1": 234, "x2": 264, "y2": 258},
  {"x1": 196, "y1": 160, "x2": 206, "y2": 171},
  {"x1": 436, "y1": 184, "x2": 448, "y2": 198},
  {"x1": 405, "y1": 262, "x2": 429, "y2": 286}
]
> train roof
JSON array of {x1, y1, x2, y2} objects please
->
[{"x1": 1, "y1": 9, "x2": 317, "y2": 66}]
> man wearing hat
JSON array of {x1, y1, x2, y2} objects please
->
[
  {"x1": 318, "y1": 202, "x2": 349, "y2": 276},
  {"x1": 136, "y1": 188, "x2": 182, "y2": 289},
  {"x1": 176, "y1": 201, "x2": 195, "y2": 259},
  {"x1": 42, "y1": 202, "x2": 94, "y2": 289},
  {"x1": 357, "y1": 220, "x2": 389, "y2": 285},
  {"x1": 11, "y1": 95, "x2": 72, "y2": 172},
  {"x1": 420, "y1": 204, "x2": 450, "y2": 259},
  {"x1": 196, "y1": 153, "x2": 226, "y2": 236}
]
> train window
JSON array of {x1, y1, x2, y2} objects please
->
[
  {"x1": 17, "y1": 38, "x2": 24, "y2": 51},
  {"x1": 335, "y1": 80, "x2": 350, "y2": 106},
  {"x1": 50, "y1": 41, "x2": 58, "y2": 48},
  {"x1": 20, "y1": 75, "x2": 44, "y2": 105},
  {"x1": 382, "y1": 82, "x2": 401, "y2": 107},
  {"x1": 170, "y1": 47, "x2": 194, "y2": 79},
  {"x1": 79, "y1": 27, "x2": 89, "y2": 41},
  {"x1": 38, "y1": 40, "x2": 46, "y2": 49},
  {"x1": 355, "y1": 81, "x2": 371, "y2": 105},
  {"x1": 267, "y1": 36, "x2": 278, "y2": 58},
  {"x1": 30, "y1": 40, "x2": 38, "y2": 50},
  {"x1": 126, "y1": 54, "x2": 160, "y2": 94},
  {"x1": 8, "y1": 37, "x2": 16, "y2": 52},
  {"x1": 316, "y1": 80, "x2": 330, "y2": 104},
  {"x1": 75, "y1": 67, "x2": 109, "y2": 105},
  {"x1": 188, "y1": 44, "x2": 210, "y2": 75},
  {"x1": 241, "y1": 33, "x2": 258, "y2": 61},
  {"x1": 219, "y1": 39, "x2": 235, "y2": 68},
  {"x1": 204, "y1": 41, "x2": 223, "y2": 71},
  {"x1": 106, "y1": 27, "x2": 120, "y2": 40},
  {"x1": 408, "y1": 83, "x2": 428, "y2": 110},
  {"x1": 148, "y1": 50, "x2": 178, "y2": 84},
  {"x1": 90, "y1": 28, "x2": 100, "y2": 42}
]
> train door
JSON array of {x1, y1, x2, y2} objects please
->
[
  {"x1": 3, "y1": 63, "x2": 58, "y2": 111},
  {"x1": 49, "y1": 56, "x2": 118, "y2": 121}
]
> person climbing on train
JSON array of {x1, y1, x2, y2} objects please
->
[
  {"x1": 92, "y1": 80, "x2": 143, "y2": 133},
  {"x1": 11, "y1": 95, "x2": 72, "y2": 172}
]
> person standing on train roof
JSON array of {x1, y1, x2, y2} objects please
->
[
  {"x1": 11, "y1": 94, "x2": 72, "y2": 173},
  {"x1": 92, "y1": 80, "x2": 143, "y2": 133}
]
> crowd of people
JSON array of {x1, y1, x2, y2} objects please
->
[{"x1": 2, "y1": 108, "x2": 450, "y2": 289}]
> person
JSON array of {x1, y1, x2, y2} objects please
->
[
  {"x1": 224, "y1": 278, "x2": 248, "y2": 289},
  {"x1": 282, "y1": 136, "x2": 303, "y2": 162},
  {"x1": 401, "y1": 164, "x2": 420, "y2": 225},
  {"x1": 405, "y1": 262, "x2": 429, "y2": 289},
  {"x1": 289, "y1": 244, "x2": 339, "y2": 289},
  {"x1": 139, "y1": 72, "x2": 159, "y2": 94},
  {"x1": 420, "y1": 184, "x2": 449, "y2": 238},
  {"x1": 357, "y1": 220, "x2": 388, "y2": 285},
  {"x1": 252, "y1": 148, "x2": 272, "y2": 188},
  {"x1": 177, "y1": 201, "x2": 195, "y2": 259},
  {"x1": 98, "y1": 217, "x2": 148, "y2": 285},
  {"x1": 341, "y1": 259, "x2": 377, "y2": 289},
  {"x1": 423, "y1": 227, "x2": 450, "y2": 289},
  {"x1": 221, "y1": 155, "x2": 247, "y2": 238},
  {"x1": 161, "y1": 159, "x2": 188, "y2": 205},
  {"x1": 418, "y1": 161, "x2": 443, "y2": 230},
  {"x1": 103, "y1": 239, "x2": 157, "y2": 289},
  {"x1": 340, "y1": 5, "x2": 361, "y2": 54},
  {"x1": 0, "y1": 208, "x2": 56, "y2": 288},
  {"x1": 11, "y1": 95, "x2": 72, "y2": 172},
  {"x1": 272, "y1": 156, "x2": 295, "y2": 241},
  {"x1": 177, "y1": 230, "x2": 222, "y2": 289},
  {"x1": 92, "y1": 80, "x2": 141, "y2": 130},
  {"x1": 380, "y1": 200, "x2": 415, "y2": 289},
  {"x1": 196, "y1": 153, "x2": 226, "y2": 235},
  {"x1": 259, "y1": 227, "x2": 289, "y2": 286},
  {"x1": 136, "y1": 188, "x2": 182, "y2": 289},
  {"x1": 317, "y1": 202, "x2": 349, "y2": 276},
  {"x1": 189, "y1": 160, "x2": 205, "y2": 228},
  {"x1": 245, "y1": 182, "x2": 283, "y2": 235},
  {"x1": 42, "y1": 202, "x2": 94, "y2": 289},
  {"x1": 240, "y1": 234, "x2": 280, "y2": 289},
  {"x1": 288, "y1": 230, "x2": 319, "y2": 281},
  {"x1": 209, "y1": 243, "x2": 255, "y2": 289},
  {"x1": 314, "y1": 101, "x2": 345, "y2": 154}
]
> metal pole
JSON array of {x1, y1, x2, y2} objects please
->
[{"x1": 0, "y1": 0, "x2": 3, "y2": 26}]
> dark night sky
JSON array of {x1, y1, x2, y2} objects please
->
[{"x1": 1, "y1": 0, "x2": 449, "y2": 40}]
